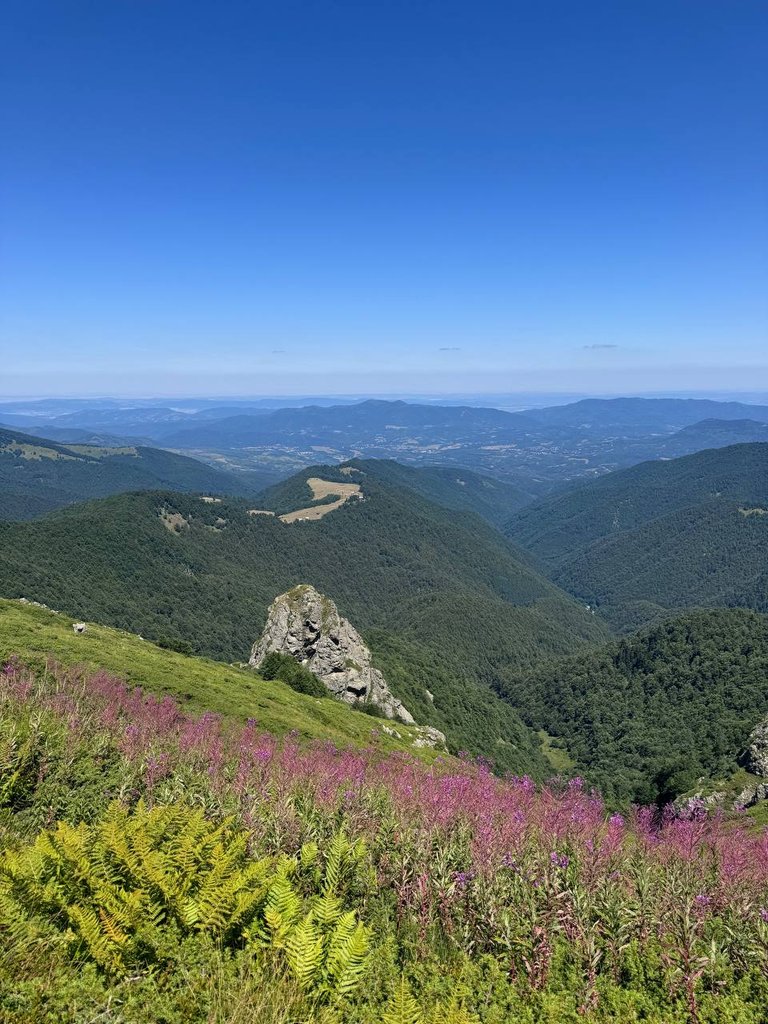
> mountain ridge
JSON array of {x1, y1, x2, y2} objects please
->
[
  {"x1": 506, "y1": 442, "x2": 768, "y2": 630},
  {"x1": 0, "y1": 426, "x2": 275, "y2": 519}
]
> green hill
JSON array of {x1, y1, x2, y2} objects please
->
[
  {"x1": 0, "y1": 464, "x2": 607, "y2": 774},
  {"x1": 4, "y1": 614, "x2": 766, "y2": 1023},
  {"x1": 506, "y1": 443, "x2": 768, "y2": 629},
  {"x1": 0, "y1": 427, "x2": 272, "y2": 519},
  {"x1": 498, "y1": 608, "x2": 768, "y2": 804},
  {"x1": 341, "y1": 458, "x2": 534, "y2": 524},
  {"x1": 0, "y1": 598, "x2": 431, "y2": 756}
]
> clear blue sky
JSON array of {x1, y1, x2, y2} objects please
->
[{"x1": 2, "y1": 0, "x2": 766, "y2": 396}]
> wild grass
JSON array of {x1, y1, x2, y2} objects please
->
[
  {"x1": 1, "y1": 657, "x2": 767, "y2": 1022},
  {"x1": 0, "y1": 599, "x2": 434, "y2": 757}
]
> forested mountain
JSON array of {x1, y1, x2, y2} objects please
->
[
  {"x1": 160, "y1": 399, "x2": 533, "y2": 448},
  {"x1": 523, "y1": 396, "x2": 768, "y2": 435},
  {"x1": 312, "y1": 458, "x2": 534, "y2": 524},
  {"x1": 8, "y1": 396, "x2": 768, "y2": 489},
  {"x1": 656, "y1": 418, "x2": 768, "y2": 455},
  {"x1": 0, "y1": 464, "x2": 606, "y2": 774},
  {"x1": 0, "y1": 428, "x2": 275, "y2": 519},
  {"x1": 497, "y1": 609, "x2": 768, "y2": 805},
  {"x1": 506, "y1": 443, "x2": 768, "y2": 629}
]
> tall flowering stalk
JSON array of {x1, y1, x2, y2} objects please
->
[{"x1": 2, "y1": 657, "x2": 768, "y2": 1020}]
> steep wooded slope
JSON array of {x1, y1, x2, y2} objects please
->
[
  {"x1": 498, "y1": 608, "x2": 768, "y2": 804},
  {"x1": 506, "y1": 444, "x2": 768, "y2": 629}
]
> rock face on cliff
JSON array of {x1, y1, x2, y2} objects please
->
[
  {"x1": 745, "y1": 718, "x2": 768, "y2": 778},
  {"x1": 250, "y1": 584, "x2": 415, "y2": 724}
]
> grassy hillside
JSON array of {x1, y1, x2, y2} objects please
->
[
  {"x1": 498, "y1": 608, "x2": 768, "y2": 804},
  {"x1": 4, "y1": 657, "x2": 767, "y2": 1023},
  {"x1": 506, "y1": 443, "x2": 768, "y2": 629},
  {"x1": 0, "y1": 427, "x2": 271, "y2": 519},
  {"x1": 0, "y1": 598, "x2": 430, "y2": 756},
  {"x1": 0, "y1": 465, "x2": 607, "y2": 774}
]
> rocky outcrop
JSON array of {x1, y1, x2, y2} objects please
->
[
  {"x1": 250, "y1": 585, "x2": 415, "y2": 724},
  {"x1": 412, "y1": 725, "x2": 447, "y2": 749},
  {"x1": 677, "y1": 717, "x2": 768, "y2": 813},
  {"x1": 744, "y1": 718, "x2": 768, "y2": 778}
]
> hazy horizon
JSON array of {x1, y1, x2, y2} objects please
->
[{"x1": 3, "y1": 388, "x2": 768, "y2": 412}]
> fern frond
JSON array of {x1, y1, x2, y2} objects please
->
[
  {"x1": 312, "y1": 891, "x2": 342, "y2": 928},
  {"x1": 323, "y1": 911, "x2": 371, "y2": 995},
  {"x1": 285, "y1": 914, "x2": 324, "y2": 989},
  {"x1": 383, "y1": 978, "x2": 423, "y2": 1024},
  {"x1": 428, "y1": 1002, "x2": 481, "y2": 1024}
]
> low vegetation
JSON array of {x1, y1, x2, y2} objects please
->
[
  {"x1": 2, "y1": 657, "x2": 768, "y2": 1023},
  {"x1": 0, "y1": 599, "x2": 431, "y2": 757}
]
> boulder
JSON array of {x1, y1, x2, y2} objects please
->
[
  {"x1": 744, "y1": 718, "x2": 768, "y2": 778},
  {"x1": 412, "y1": 725, "x2": 447, "y2": 750},
  {"x1": 250, "y1": 585, "x2": 415, "y2": 723}
]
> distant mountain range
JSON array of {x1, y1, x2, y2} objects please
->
[
  {"x1": 5, "y1": 396, "x2": 768, "y2": 487},
  {"x1": 506, "y1": 442, "x2": 768, "y2": 630},
  {"x1": 0, "y1": 427, "x2": 276, "y2": 519},
  {"x1": 522, "y1": 396, "x2": 768, "y2": 435},
  {"x1": 654, "y1": 418, "x2": 768, "y2": 455}
]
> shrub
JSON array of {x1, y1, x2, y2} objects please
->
[{"x1": 258, "y1": 650, "x2": 328, "y2": 698}]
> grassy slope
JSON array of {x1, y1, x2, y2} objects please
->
[{"x1": 0, "y1": 599, "x2": 431, "y2": 757}]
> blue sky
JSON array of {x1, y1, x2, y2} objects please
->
[{"x1": 2, "y1": 0, "x2": 766, "y2": 396}]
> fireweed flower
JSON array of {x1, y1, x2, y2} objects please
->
[{"x1": 6, "y1": 655, "x2": 768, "y2": 1017}]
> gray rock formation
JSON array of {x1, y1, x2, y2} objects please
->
[
  {"x1": 250, "y1": 584, "x2": 415, "y2": 724},
  {"x1": 677, "y1": 717, "x2": 768, "y2": 813},
  {"x1": 744, "y1": 718, "x2": 768, "y2": 777},
  {"x1": 412, "y1": 725, "x2": 447, "y2": 750}
]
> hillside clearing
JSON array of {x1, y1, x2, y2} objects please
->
[{"x1": 279, "y1": 476, "x2": 362, "y2": 522}]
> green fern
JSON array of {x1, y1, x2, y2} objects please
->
[
  {"x1": 428, "y1": 1000, "x2": 482, "y2": 1024},
  {"x1": 0, "y1": 800, "x2": 277, "y2": 975},
  {"x1": 383, "y1": 978, "x2": 424, "y2": 1024},
  {"x1": 285, "y1": 915, "x2": 324, "y2": 988},
  {"x1": 322, "y1": 910, "x2": 370, "y2": 995}
]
